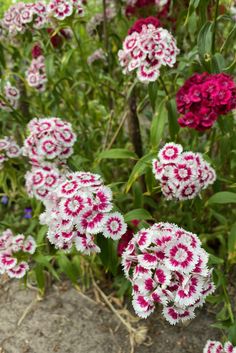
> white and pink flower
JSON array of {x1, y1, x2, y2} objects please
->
[
  {"x1": 203, "y1": 340, "x2": 236, "y2": 353},
  {"x1": 122, "y1": 222, "x2": 215, "y2": 324},
  {"x1": 0, "y1": 136, "x2": 21, "y2": 169},
  {"x1": 152, "y1": 143, "x2": 216, "y2": 201},
  {"x1": 0, "y1": 229, "x2": 36, "y2": 279},
  {"x1": 23, "y1": 117, "x2": 76, "y2": 164},
  {"x1": 118, "y1": 17, "x2": 179, "y2": 83},
  {"x1": 39, "y1": 172, "x2": 127, "y2": 254}
]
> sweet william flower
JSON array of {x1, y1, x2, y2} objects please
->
[
  {"x1": 152, "y1": 142, "x2": 216, "y2": 201},
  {"x1": 122, "y1": 222, "x2": 215, "y2": 324},
  {"x1": 39, "y1": 172, "x2": 127, "y2": 254},
  {"x1": 176, "y1": 73, "x2": 236, "y2": 131},
  {"x1": 0, "y1": 229, "x2": 36, "y2": 279},
  {"x1": 118, "y1": 16, "x2": 179, "y2": 83},
  {"x1": 203, "y1": 340, "x2": 236, "y2": 353},
  {"x1": 23, "y1": 117, "x2": 76, "y2": 165}
]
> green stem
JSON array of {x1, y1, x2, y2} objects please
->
[
  {"x1": 159, "y1": 76, "x2": 169, "y2": 96},
  {"x1": 212, "y1": 0, "x2": 219, "y2": 55}
]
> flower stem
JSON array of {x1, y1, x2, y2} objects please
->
[{"x1": 212, "y1": 0, "x2": 219, "y2": 55}]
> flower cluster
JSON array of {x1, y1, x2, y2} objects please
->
[
  {"x1": 0, "y1": 229, "x2": 36, "y2": 279},
  {"x1": 23, "y1": 117, "x2": 77, "y2": 165},
  {"x1": 25, "y1": 163, "x2": 64, "y2": 201},
  {"x1": 26, "y1": 55, "x2": 47, "y2": 92},
  {"x1": 118, "y1": 16, "x2": 179, "y2": 82},
  {"x1": 176, "y1": 73, "x2": 236, "y2": 131},
  {"x1": 152, "y1": 143, "x2": 216, "y2": 201},
  {"x1": 0, "y1": 82, "x2": 20, "y2": 112},
  {"x1": 87, "y1": 49, "x2": 107, "y2": 66},
  {"x1": 47, "y1": 0, "x2": 84, "y2": 20},
  {"x1": 0, "y1": 137, "x2": 21, "y2": 169},
  {"x1": 2, "y1": 1, "x2": 48, "y2": 35},
  {"x1": 203, "y1": 340, "x2": 236, "y2": 353},
  {"x1": 1, "y1": 0, "x2": 84, "y2": 36},
  {"x1": 125, "y1": 0, "x2": 169, "y2": 17},
  {"x1": 86, "y1": 7, "x2": 116, "y2": 36},
  {"x1": 122, "y1": 222, "x2": 215, "y2": 324},
  {"x1": 39, "y1": 171, "x2": 127, "y2": 253}
]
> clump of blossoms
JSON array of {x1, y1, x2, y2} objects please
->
[
  {"x1": 39, "y1": 171, "x2": 127, "y2": 254},
  {"x1": 25, "y1": 163, "x2": 64, "y2": 201},
  {"x1": 86, "y1": 6, "x2": 116, "y2": 36},
  {"x1": 203, "y1": 340, "x2": 236, "y2": 353},
  {"x1": 26, "y1": 55, "x2": 47, "y2": 92},
  {"x1": 118, "y1": 16, "x2": 179, "y2": 83},
  {"x1": 47, "y1": 0, "x2": 84, "y2": 20},
  {"x1": 2, "y1": 1, "x2": 48, "y2": 35},
  {"x1": 176, "y1": 73, "x2": 236, "y2": 131},
  {"x1": 125, "y1": 0, "x2": 169, "y2": 17},
  {"x1": 122, "y1": 222, "x2": 215, "y2": 324},
  {"x1": 0, "y1": 229, "x2": 36, "y2": 279},
  {"x1": 152, "y1": 142, "x2": 216, "y2": 201},
  {"x1": 87, "y1": 49, "x2": 107, "y2": 66},
  {"x1": 22, "y1": 117, "x2": 77, "y2": 165},
  {"x1": 0, "y1": 137, "x2": 21, "y2": 169},
  {"x1": 0, "y1": 82, "x2": 20, "y2": 111}
]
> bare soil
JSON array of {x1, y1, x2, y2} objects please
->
[{"x1": 0, "y1": 281, "x2": 221, "y2": 353}]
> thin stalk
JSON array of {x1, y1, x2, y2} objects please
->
[
  {"x1": 159, "y1": 76, "x2": 169, "y2": 96},
  {"x1": 128, "y1": 88, "x2": 143, "y2": 158},
  {"x1": 212, "y1": 0, "x2": 219, "y2": 55}
]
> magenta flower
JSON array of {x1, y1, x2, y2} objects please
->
[{"x1": 176, "y1": 73, "x2": 236, "y2": 131}]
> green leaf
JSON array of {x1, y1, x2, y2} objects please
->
[
  {"x1": 212, "y1": 53, "x2": 226, "y2": 73},
  {"x1": 208, "y1": 192, "x2": 236, "y2": 205},
  {"x1": 228, "y1": 222, "x2": 236, "y2": 262},
  {"x1": 197, "y1": 21, "x2": 213, "y2": 68},
  {"x1": 208, "y1": 254, "x2": 224, "y2": 265},
  {"x1": 98, "y1": 148, "x2": 138, "y2": 160},
  {"x1": 150, "y1": 99, "x2": 167, "y2": 148},
  {"x1": 166, "y1": 99, "x2": 179, "y2": 140},
  {"x1": 57, "y1": 253, "x2": 78, "y2": 284},
  {"x1": 34, "y1": 264, "x2": 45, "y2": 295},
  {"x1": 229, "y1": 323, "x2": 236, "y2": 346},
  {"x1": 124, "y1": 208, "x2": 153, "y2": 222},
  {"x1": 126, "y1": 152, "x2": 156, "y2": 192},
  {"x1": 148, "y1": 81, "x2": 158, "y2": 112},
  {"x1": 96, "y1": 237, "x2": 118, "y2": 276}
]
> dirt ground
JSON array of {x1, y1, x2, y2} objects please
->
[{"x1": 0, "y1": 281, "x2": 221, "y2": 353}]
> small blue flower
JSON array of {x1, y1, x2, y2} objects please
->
[
  {"x1": 24, "y1": 207, "x2": 32, "y2": 219},
  {"x1": 1, "y1": 196, "x2": 8, "y2": 205}
]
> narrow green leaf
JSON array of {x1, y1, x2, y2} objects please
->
[
  {"x1": 166, "y1": 99, "x2": 179, "y2": 140},
  {"x1": 208, "y1": 192, "x2": 236, "y2": 205},
  {"x1": 124, "y1": 208, "x2": 153, "y2": 222},
  {"x1": 96, "y1": 237, "x2": 118, "y2": 276},
  {"x1": 57, "y1": 253, "x2": 78, "y2": 284},
  {"x1": 98, "y1": 148, "x2": 138, "y2": 160},
  {"x1": 126, "y1": 152, "x2": 156, "y2": 192},
  {"x1": 150, "y1": 100, "x2": 167, "y2": 148}
]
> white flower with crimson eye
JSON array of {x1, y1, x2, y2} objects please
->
[
  {"x1": 0, "y1": 136, "x2": 21, "y2": 168},
  {"x1": 23, "y1": 117, "x2": 76, "y2": 164},
  {"x1": 118, "y1": 17, "x2": 179, "y2": 83},
  {"x1": 121, "y1": 222, "x2": 215, "y2": 324},
  {"x1": 152, "y1": 143, "x2": 216, "y2": 201},
  {"x1": 40, "y1": 172, "x2": 127, "y2": 254},
  {"x1": 103, "y1": 212, "x2": 127, "y2": 240},
  {"x1": 203, "y1": 340, "x2": 236, "y2": 353},
  {"x1": 25, "y1": 164, "x2": 63, "y2": 201},
  {"x1": 0, "y1": 230, "x2": 36, "y2": 279}
]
